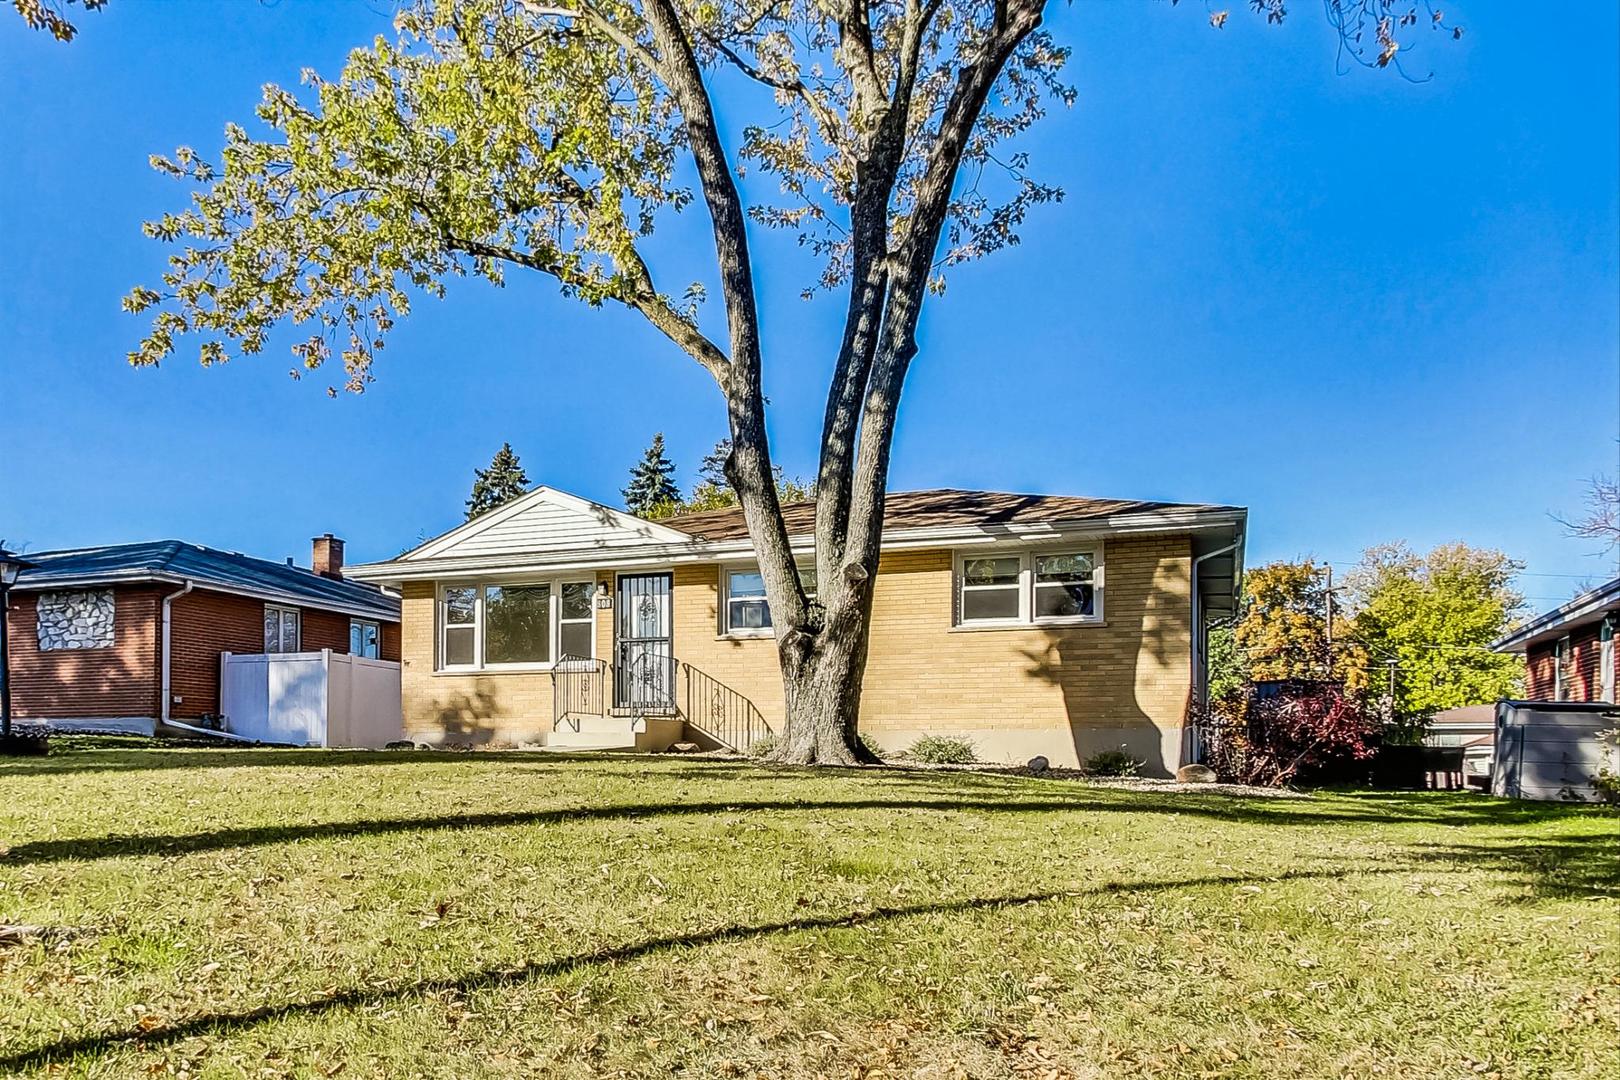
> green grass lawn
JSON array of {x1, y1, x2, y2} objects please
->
[{"x1": 1, "y1": 742, "x2": 1617, "y2": 1079}]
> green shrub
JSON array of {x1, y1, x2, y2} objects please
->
[
  {"x1": 859, "y1": 732, "x2": 885, "y2": 760},
  {"x1": 1084, "y1": 748, "x2": 1144, "y2": 777},
  {"x1": 746, "y1": 732, "x2": 777, "y2": 758},
  {"x1": 906, "y1": 735, "x2": 976, "y2": 765}
]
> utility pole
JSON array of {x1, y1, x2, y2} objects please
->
[
  {"x1": 1323, "y1": 564, "x2": 1334, "y2": 675},
  {"x1": 1385, "y1": 659, "x2": 1398, "y2": 722}
]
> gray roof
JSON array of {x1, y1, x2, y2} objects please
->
[
  {"x1": 12, "y1": 540, "x2": 399, "y2": 621},
  {"x1": 1493, "y1": 576, "x2": 1620, "y2": 653}
]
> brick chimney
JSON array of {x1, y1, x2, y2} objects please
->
[{"x1": 312, "y1": 534, "x2": 345, "y2": 579}]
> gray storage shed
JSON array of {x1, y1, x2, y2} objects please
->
[{"x1": 1492, "y1": 701, "x2": 1619, "y2": 802}]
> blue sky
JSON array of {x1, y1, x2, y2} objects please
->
[{"x1": 1, "y1": 2, "x2": 1616, "y2": 610}]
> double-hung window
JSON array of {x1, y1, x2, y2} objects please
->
[
  {"x1": 721, "y1": 564, "x2": 817, "y2": 636},
  {"x1": 438, "y1": 580, "x2": 595, "y2": 671},
  {"x1": 955, "y1": 547, "x2": 1103, "y2": 628},
  {"x1": 264, "y1": 605, "x2": 301, "y2": 653},
  {"x1": 960, "y1": 556, "x2": 1022, "y2": 622},
  {"x1": 1554, "y1": 635, "x2": 1572, "y2": 701},
  {"x1": 350, "y1": 619, "x2": 381, "y2": 659}
]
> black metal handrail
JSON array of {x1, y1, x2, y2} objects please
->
[
  {"x1": 550, "y1": 650, "x2": 770, "y2": 753},
  {"x1": 552, "y1": 654, "x2": 607, "y2": 731},
  {"x1": 680, "y1": 662, "x2": 771, "y2": 752}
]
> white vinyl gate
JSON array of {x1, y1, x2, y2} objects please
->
[{"x1": 219, "y1": 650, "x2": 403, "y2": 747}]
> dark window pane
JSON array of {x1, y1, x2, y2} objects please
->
[
  {"x1": 560, "y1": 621, "x2": 592, "y2": 659},
  {"x1": 1035, "y1": 553, "x2": 1093, "y2": 583},
  {"x1": 444, "y1": 587, "x2": 476, "y2": 625},
  {"x1": 963, "y1": 587, "x2": 1019, "y2": 621},
  {"x1": 1035, "y1": 582, "x2": 1094, "y2": 618},
  {"x1": 485, "y1": 585, "x2": 551, "y2": 664},
  {"x1": 445, "y1": 625, "x2": 475, "y2": 666},
  {"x1": 561, "y1": 582, "x2": 594, "y2": 620},
  {"x1": 729, "y1": 599, "x2": 772, "y2": 630},
  {"x1": 964, "y1": 557, "x2": 1020, "y2": 587}
]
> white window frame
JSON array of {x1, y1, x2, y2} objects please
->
[
  {"x1": 952, "y1": 543, "x2": 1105, "y2": 629},
  {"x1": 436, "y1": 579, "x2": 596, "y2": 673},
  {"x1": 350, "y1": 619, "x2": 381, "y2": 659},
  {"x1": 264, "y1": 604, "x2": 301, "y2": 653},
  {"x1": 1553, "y1": 635, "x2": 1572, "y2": 701},
  {"x1": 718, "y1": 561, "x2": 818, "y2": 638}
]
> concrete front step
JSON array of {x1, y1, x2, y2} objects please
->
[
  {"x1": 559, "y1": 714, "x2": 645, "y2": 736},
  {"x1": 549, "y1": 715, "x2": 686, "y2": 753}
]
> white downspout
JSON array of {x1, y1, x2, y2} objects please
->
[{"x1": 160, "y1": 580, "x2": 195, "y2": 729}]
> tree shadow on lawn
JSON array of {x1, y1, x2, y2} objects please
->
[
  {"x1": 0, "y1": 746, "x2": 647, "y2": 777},
  {"x1": 0, "y1": 866, "x2": 1380, "y2": 1073},
  {"x1": 1405, "y1": 833, "x2": 1620, "y2": 902},
  {"x1": 5, "y1": 784, "x2": 1607, "y2": 868}
]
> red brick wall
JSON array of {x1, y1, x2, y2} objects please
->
[
  {"x1": 1525, "y1": 642, "x2": 1556, "y2": 699},
  {"x1": 1525, "y1": 625, "x2": 1604, "y2": 702},
  {"x1": 6, "y1": 586, "x2": 162, "y2": 720},
  {"x1": 168, "y1": 588, "x2": 400, "y2": 718},
  {"x1": 9, "y1": 582, "x2": 397, "y2": 721},
  {"x1": 168, "y1": 588, "x2": 270, "y2": 719},
  {"x1": 1571, "y1": 625, "x2": 1602, "y2": 701}
]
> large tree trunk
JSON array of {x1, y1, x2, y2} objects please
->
[{"x1": 771, "y1": 592, "x2": 882, "y2": 766}]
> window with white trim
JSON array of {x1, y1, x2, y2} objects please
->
[
  {"x1": 350, "y1": 619, "x2": 381, "y2": 659},
  {"x1": 437, "y1": 580, "x2": 595, "y2": 671},
  {"x1": 720, "y1": 565, "x2": 817, "y2": 636},
  {"x1": 1554, "y1": 635, "x2": 1572, "y2": 701},
  {"x1": 954, "y1": 548, "x2": 1103, "y2": 627},
  {"x1": 559, "y1": 581, "x2": 595, "y2": 659},
  {"x1": 264, "y1": 605, "x2": 301, "y2": 653}
]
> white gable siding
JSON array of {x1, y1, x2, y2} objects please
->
[{"x1": 403, "y1": 488, "x2": 689, "y2": 562}]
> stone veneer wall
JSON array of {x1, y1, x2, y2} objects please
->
[{"x1": 35, "y1": 590, "x2": 115, "y2": 651}]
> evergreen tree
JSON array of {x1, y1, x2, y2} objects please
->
[
  {"x1": 623, "y1": 433, "x2": 681, "y2": 518},
  {"x1": 465, "y1": 442, "x2": 531, "y2": 521},
  {"x1": 698, "y1": 439, "x2": 732, "y2": 489}
]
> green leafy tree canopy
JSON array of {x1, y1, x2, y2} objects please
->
[
  {"x1": 1230, "y1": 560, "x2": 1369, "y2": 693},
  {"x1": 1345, "y1": 542, "x2": 1526, "y2": 720}
]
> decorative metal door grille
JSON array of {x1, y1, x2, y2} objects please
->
[{"x1": 615, "y1": 573, "x2": 675, "y2": 712}]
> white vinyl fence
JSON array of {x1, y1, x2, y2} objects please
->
[{"x1": 219, "y1": 650, "x2": 403, "y2": 748}]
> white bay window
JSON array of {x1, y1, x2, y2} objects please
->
[
  {"x1": 438, "y1": 579, "x2": 595, "y2": 671},
  {"x1": 954, "y1": 547, "x2": 1103, "y2": 627}
]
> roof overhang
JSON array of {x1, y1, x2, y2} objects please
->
[
  {"x1": 347, "y1": 507, "x2": 1249, "y2": 586},
  {"x1": 1493, "y1": 577, "x2": 1620, "y2": 654},
  {"x1": 12, "y1": 570, "x2": 400, "y2": 623}
]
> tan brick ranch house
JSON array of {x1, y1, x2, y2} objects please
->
[{"x1": 349, "y1": 487, "x2": 1245, "y2": 773}]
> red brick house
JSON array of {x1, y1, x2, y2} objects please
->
[
  {"x1": 1494, "y1": 577, "x2": 1617, "y2": 703},
  {"x1": 7, "y1": 535, "x2": 400, "y2": 733}
]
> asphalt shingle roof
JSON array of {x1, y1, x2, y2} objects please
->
[
  {"x1": 13, "y1": 540, "x2": 399, "y2": 620},
  {"x1": 664, "y1": 488, "x2": 1239, "y2": 541}
]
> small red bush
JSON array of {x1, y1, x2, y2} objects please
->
[{"x1": 1200, "y1": 681, "x2": 1378, "y2": 787}]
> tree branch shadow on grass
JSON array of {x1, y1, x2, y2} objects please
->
[
  {"x1": 1405, "y1": 835, "x2": 1620, "y2": 902},
  {"x1": 0, "y1": 867, "x2": 1378, "y2": 1073},
  {"x1": 6, "y1": 787, "x2": 1610, "y2": 868}
]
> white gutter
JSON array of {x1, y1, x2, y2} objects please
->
[
  {"x1": 347, "y1": 511, "x2": 1251, "y2": 584},
  {"x1": 159, "y1": 580, "x2": 195, "y2": 728}
]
